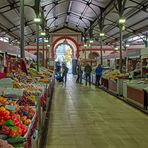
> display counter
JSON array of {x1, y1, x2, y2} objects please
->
[
  {"x1": 117, "y1": 78, "x2": 129, "y2": 96},
  {"x1": 126, "y1": 81, "x2": 148, "y2": 109},
  {"x1": 0, "y1": 69, "x2": 55, "y2": 148},
  {"x1": 101, "y1": 77, "x2": 109, "y2": 89},
  {"x1": 108, "y1": 79, "x2": 118, "y2": 94}
]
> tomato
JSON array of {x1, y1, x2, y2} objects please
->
[
  {"x1": 18, "y1": 127, "x2": 22, "y2": 135},
  {"x1": 0, "y1": 119, "x2": 5, "y2": 125},
  {"x1": 0, "y1": 126, "x2": 10, "y2": 135}
]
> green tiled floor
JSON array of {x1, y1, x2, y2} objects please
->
[{"x1": 45, "y1": 75, "x2": 148, "y2": 148}]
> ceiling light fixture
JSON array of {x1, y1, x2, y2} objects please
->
[
  {"x1": 89, "y1": 39, "x2": 93, "y2": 43},
  {"x1": 114, "y1": 47, "x2": 119, "y2": 50},
  {"x1": 119, "y1": 18, "x2": 126, "y2": 24},
  {"x1": 125, "y1": 44, "x2": 130, "y2": 47},
  {"x1": 34, "y1": 18, "x2": 41, "y2": 23},
  {"x1": 44, "y1": 39, "x2": 48, "y2": 43},
  {"x1": 100, "y1": 33, "x2": 105, "y2": 37},
  {"x1": 41, "y1": 32, "x2": 46, "y2": 36},
  {"x1": 84, "y1": 44, "x2": 87, "y2": 47}
]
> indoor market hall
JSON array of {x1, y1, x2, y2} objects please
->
[
  {"x1": 43, "y1": 75, "x2": 148, "y2": 148},
  {"x1": 1, "y1": 0, "x2": 148, "y2": 148}
]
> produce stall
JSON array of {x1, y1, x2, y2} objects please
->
[
  {"x1": 102, "y1": 70, "x2": 129, "y2": 95},
  {"x1": 0, "y1": 65, "x2": 54, "y2": 148}
]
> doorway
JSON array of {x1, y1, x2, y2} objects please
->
[{"x1": 55, "y1": 43, "x2": 73, "y2": 74}]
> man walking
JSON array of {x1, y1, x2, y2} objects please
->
[
  {"x1": 62, "y1": 63, "x2": 69, "y2": 84},
  {"x1": 76, "y1": 63, "x2": 83, "y2": 84},
  {"x1": 84, "y1": 63, "x2": 92, "y2": 86}
]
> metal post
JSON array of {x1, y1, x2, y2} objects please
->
[
  {"x1": 46, "y1": 44, "x2": 48, "y2": 68},
  {"x1": 100, "y1": 37, "x2": 103, "y2": 65},
  {"x1": 36, "y1": 24, "x2": 39, "y2": 72},
  {"x1": 125, "y1": 46, "x2": 128, "y2": 72},
  {"x1": 20, "y1": 0, "x2": 25, "y2": 58},
  {"x1": 114, "y1": 50, "x2": 116, "y2": 69},
  {"x1": 48, "y1": 45, "x2": 50, "y2": 60},
  {"x1": 90, "y1": 44, "x2": 92, "y2": 67},
  {"x1": 42, "y1": 38, "x2": 45, "y2": 66},
  {"x1": 119, "y1": 25, "x2": 123, "y2": 73},
  {"x1": 146, "y1": 33, "x2": 148, "y2": 47},
  {"x1": 85, "y1": 47, "x2": 86, "y2": 63}
]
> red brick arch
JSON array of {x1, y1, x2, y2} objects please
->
[{"x1": 51, "y1": 36, "x2": 80, "y2": 58}]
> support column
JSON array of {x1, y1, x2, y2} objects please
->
[
  {"x1": 100, "y1": 37, "x2": 103, "y2": 65},
  {"x1": 119, "y1": 26, "x2": 123, "y2": 73},
  {"x1": 90, "y1": 44, "x2": 92, "y2": 67},
  {"x1": 46, "y1": 45, "x2": 48, "y2": 68},
  {"x1": 20, "y1": 0, "x2": 25, "y2": 58},
  {"x1": 36, "y1": 24, "x2": 39, "y2": 72},
  {"x1": 85, "y1": 47, "x2": 86, "y2": 63},
  {"x1": 125, "y1": 46, "x2": 128, "y2": 72},
  {"x1": 42, "y1": 38, "x2": 45, "y2": 66},
  {"x1": 146, "y1": 33, "x2": 148, "y2": 47}
]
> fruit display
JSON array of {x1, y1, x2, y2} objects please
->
[
  {"x1": 0, "y1": 98, "x2": 36, "y2": 139},
  {"x1": 0, "y1": 139, "x2": 13, "y2": 148},
  {"x1": 0, "y1": 65, "x2": 54, "y2": 148},
  {"x1": 0, "y1": 113, "x2": 28, "y2": 137},
  {"x1": 102, "y1": 70, "x2": 129, "y2": 80},
  {"x1": 18, "y1": 95, "x2": 35, "y2": 106},
  {"x1": 28, "y1": 68, "x2": 39, "y2": 76},
  {"x1": 0, "y1": 98, "x2": 19, "y2": 110},
  {"x1": 0, "y1": 97, "x2": 7, "y2": 105},
  {"x1": 39, "y1": 78, "x2": 49, "y2": 83},
  {"x1": 13, "y1": 80, "x2": 22, "y2": 89},
  {"x1": 18, "y1": 106, "x2": 35, "y2": 120}
]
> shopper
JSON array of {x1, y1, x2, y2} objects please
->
[
  {"x1": 76, "y1": 63, "x2": 83, "y2": 84},
  {"x1": 56, "y1": 62, "x2": 61, "y2": 74},
  {"x1": 62, "y1": 63, "x2": 69, "y2": 84},
  {"x1": 95, "y1": 64, "x2": 103, "y2": 87},
  {"x1": 84, "y1": 63, "x2": 92, "y2": 86}
]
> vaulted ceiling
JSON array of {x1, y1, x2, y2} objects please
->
[{"x1": 0, "y1": 0, "x2": 148, "y2": 45}]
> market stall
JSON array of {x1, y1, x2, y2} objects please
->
[
  {"x1": 0, "y1": 64, "x2": 54, "y2": 148},
  {"x1": 101, "y1": 70, "x2": 129, "y2": 95}
]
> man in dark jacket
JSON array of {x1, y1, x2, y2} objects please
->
[
  {"x1": 62, "y1": 64, "x2": 69, "y2": 84},
  {"x1": 95, "y1": 64, "x2": 103, "y2": 86},
  {"x1": 84, "y1": 63, "x2": 92, "y2": 86},
  {"x1": 76, "y1": 63, "x2": 83, "y2": 84}
]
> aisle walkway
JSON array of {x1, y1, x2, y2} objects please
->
[{"x1": 45, "y1": 75, "x2": 148, "y2": 148}]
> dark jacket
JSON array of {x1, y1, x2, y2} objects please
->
[
  {"x1": 62, "y1": 66, "x2": 68, "y2": 76},
  {"x1": 77, "y1": 65, "x2": 83, "y2": 75},
  {"x1": 84, "y1": 64, "x2": 92, "y2": 74}
]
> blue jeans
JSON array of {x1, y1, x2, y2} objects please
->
[
  {"x1": 96, "y1": 75, "x2": 101, "y2": 86},
  {"x1": 79, "y1": 74, "x2": 82, "y2": 83},
  {"x1": 85, "y1": 74, "x2": 91, "y2": 86},
  {"x1": 63, "y1": 74, "x2": 67, "y2": 84}
]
